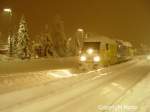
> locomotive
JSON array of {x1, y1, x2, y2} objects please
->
[{"x1": 79, "y1": 34, "x2": 134, "y2": 69}]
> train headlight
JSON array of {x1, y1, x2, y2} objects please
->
[
  {"x1": 87, "y1": 48, "x2": 94, "y2": 54},
  {"x1": 93, "y1": 56, "x2": 100, "y2": 62},
  {"x1": 80, "y1": 55, "x2": 87, "y2": 62}
]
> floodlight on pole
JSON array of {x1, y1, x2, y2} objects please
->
[{"x1": 3, "y1": 8, "x2": 12, "y2": 16}]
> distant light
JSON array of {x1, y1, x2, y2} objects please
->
[
  {"x1": 77, "y1": 28, "x2": 84, "y2": 32},
  {"x1": 87, "y1": 48, "x2": 94, "y2": 54}
]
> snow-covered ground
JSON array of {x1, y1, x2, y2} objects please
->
[
  {"x1": 0, "y1": 56, "x2": 78, "y2": 74},
  {"x1": 115, "y1": 71, "x2": 150, "y2": 112},
  {"x1": 0, "y1": 54, "x2": 16, "y2": 62},
  {"x1": 0, "y1": 56, "x2": 149, "y2": 112}
]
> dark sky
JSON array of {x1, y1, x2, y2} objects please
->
[{"x1": 0, "y1": 0, "x2": 150, "y2": 45}]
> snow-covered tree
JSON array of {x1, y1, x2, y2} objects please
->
[
  {"x1": 10, "y1": 30, "x2": 18, "y2": 56},
  {"x1": 66, "y1": 29, "x2": 85, "y2": 56},
  {"x1": 40, "y1": 24, "x2": 57, "y2": 57},
  {"x1": 66, "y1": 36, "x2": 78, "y2": 56},
  {"x1": 16, "y1": 15, "x2": 31, "y2": 59},
  {"x1": 8, "y1": 35, "x2": 12, "y2": 55},
  {"x1": 31, "y1": 39, "x2": 42, "y2": 58},
  {"x1": 51, "y1": 15, "x2": 67, "y2": 57},
  {"x1": 7, "y1": 25, "x2": 19, "y2": 57}
]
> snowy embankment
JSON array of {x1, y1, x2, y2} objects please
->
[
  {"x1": 0, "y1": 56, "x2": 78, "y2": 74},
  {"x1": 115, "y1": 72, "x2": 150, "y2": 111}
]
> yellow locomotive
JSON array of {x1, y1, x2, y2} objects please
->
[{"x1": 79, "y1": 34, "x2": 134, "y2": 69}]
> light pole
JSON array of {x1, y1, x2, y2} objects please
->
[
  {"x1": 77, "y1": 28, "x2": 85, "y2": 55},
  {"x1": 77, "y1": 28, "x2": 84, "y2": 39},
  {"x1": 3, "y1": 8, "x2": 12, "y2": 28},
  {"x1": 3, "y1": 8, "x2": 13, "y2": 56}
]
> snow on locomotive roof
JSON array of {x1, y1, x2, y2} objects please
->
[
  {"x1": 84, "y1": 34, "x2": 116, "y2": 44},
  {"x1": 116, "y1": 39, "x2": 133, "y2": 47}
]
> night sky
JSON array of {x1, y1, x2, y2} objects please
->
[{"x1": 0, "y1": 0, "x2": 150, "y2": 45}]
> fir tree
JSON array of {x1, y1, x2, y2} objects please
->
[
  {"x1": 11, "y1": 32, "x2": 18, "y2": 55},
  {"x1": 51, "y1": 15, "x2": 67, "y2": 57},
  {"x1": 41, "y1": 24, "x2": 57, "y2": 57},
  {"x1": 66, "y1": 29, "x2": 85, "y2": 56},
  {"x1": 17, "y1": 15, "x2": 31, "y2": 59}
]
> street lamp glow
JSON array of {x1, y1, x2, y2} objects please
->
[
  {"x1": 3, "y1": 8, "x2": 12, "y2": 13},
  {"x1": 3, "y1": 8, "x2": 12, "y2": 16}
]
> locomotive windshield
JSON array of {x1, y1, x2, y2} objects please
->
[{"x1": 83, "y1": 42, "x2": 100, "y2": 52}]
